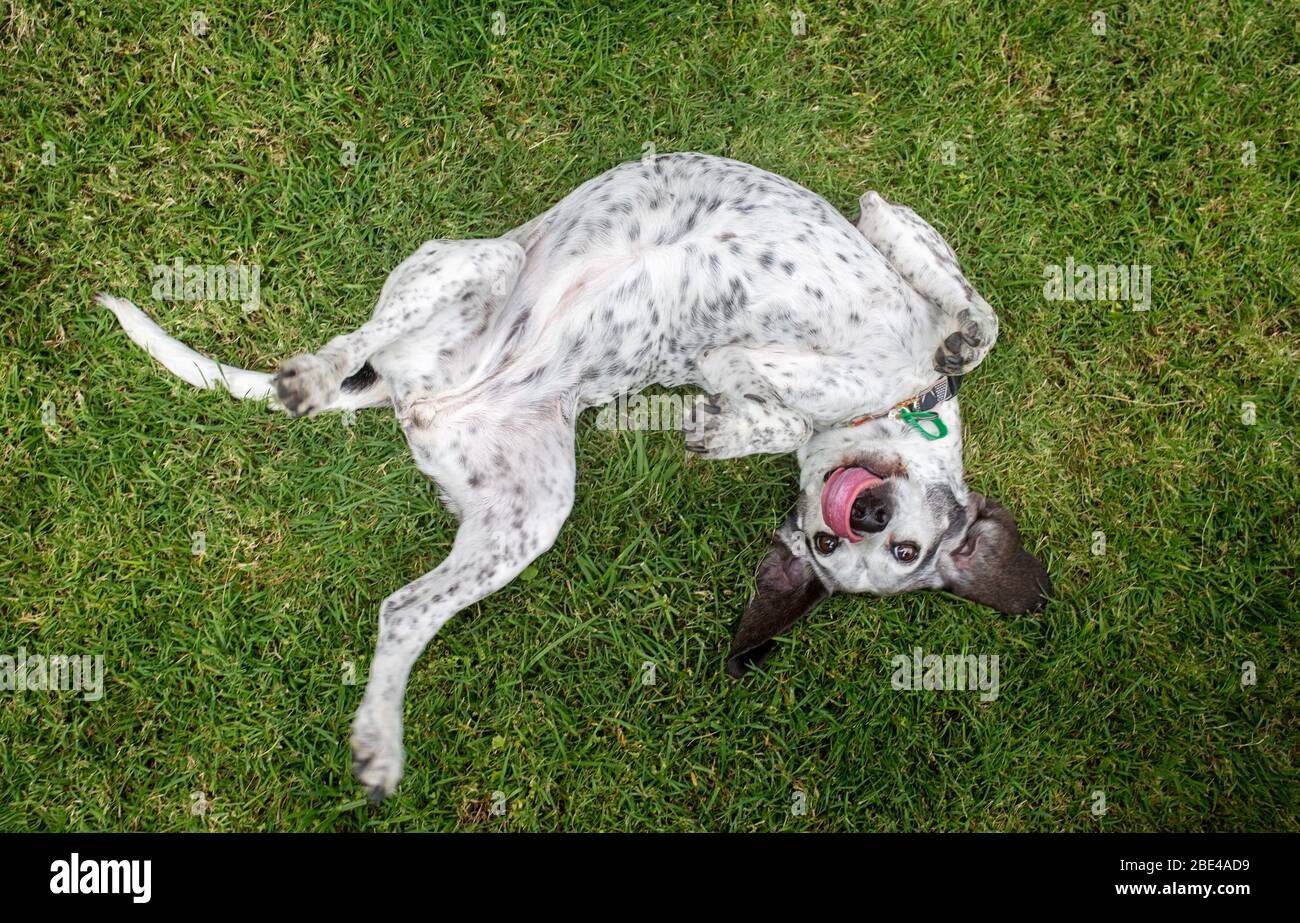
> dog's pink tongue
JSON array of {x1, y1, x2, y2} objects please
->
[{"x1": 822, "y1": 467, "x2": 883, "y2": 542}]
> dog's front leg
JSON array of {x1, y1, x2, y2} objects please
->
[
  {"x1": 853, "y1": 191, "x2": 998, "y2": 376},
  {"x1": 684, "y1": 344, "x2": 927, "y2": 457},
  {"x1": 352, "y1": 415, "x2": 576, "y2": 802},
  {"x1": 683, "y1": 346, "x2": 817, "y2": 459}
]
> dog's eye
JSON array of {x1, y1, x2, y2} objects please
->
[
  {"x1": 814, "y1": 533, "x2": 839, "y2": 555},
  {"x1": 892, "y1": 542, "x2": 919, "y2": 563}
]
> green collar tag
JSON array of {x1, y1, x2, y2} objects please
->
[{"x1": 897, "y1": 408, "x2": 948, "y2": 440}]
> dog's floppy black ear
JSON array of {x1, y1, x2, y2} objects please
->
[
  {"x1": 726, "y1": 515, "x2": 831, "y2": 678},
  {"x1": 939, "y1": 492, "x2": 1050, "y2": 614}
]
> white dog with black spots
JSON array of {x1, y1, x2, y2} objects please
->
[{"x1": 101, "y1": 153, "x2": 1049, "y2": 801}]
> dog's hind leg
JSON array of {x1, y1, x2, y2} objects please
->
[
  {"x1": 275, "y1": 238, "x2": 525, "y2": 416},
  {"x1": 350, "y1": 409, "x2": 576, "y2": 801},
  {"x1": 102, "y1": 239, "x2": 523, "y2": 415},
  {"x1": 853, "y1": 191, "x2": 998, "y2": 376}
]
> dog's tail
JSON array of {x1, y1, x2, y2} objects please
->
[{"x1": 97, "y1": 293, "x2": 277, "y2": 400}]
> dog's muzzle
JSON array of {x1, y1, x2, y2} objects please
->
[{"x1": 822, "y1": 466, "x2": 891, "y2": 541}]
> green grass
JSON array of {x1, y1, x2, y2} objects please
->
[{"x1": 1, "y1": 0, "x2": 1296, "y2": 831}]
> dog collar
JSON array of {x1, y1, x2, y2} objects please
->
[{"x1": 839, "y1": 374, "x2": 962, "y2": 440}]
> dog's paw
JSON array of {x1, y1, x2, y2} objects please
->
[
  {"x1": 932, "y1": 308, "x2": 994, "y2": 375},
  {"x1": 684, "y1": 393, "x2": 808, "y2": 459},
  {"x1": 350, "y1": 704, "x2": 404, "y2": 803},
  {"x1": 274, "y1": 354, "x2": 340, "y2": 417},
  {"x1": 684, "y1": 394, "x2": 742, "y2": 459}
]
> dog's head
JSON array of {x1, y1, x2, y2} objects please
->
[{"x1": 725, "y1": 402, "x2": 1050, "y2": 677}]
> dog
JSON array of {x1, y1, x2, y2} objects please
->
[{"x1": 99, "y1": 153, "x2": 1050, "y2": 801}]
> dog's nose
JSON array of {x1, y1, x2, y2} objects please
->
[{"x1": 849, "y1": 489, "x2": 892, "y2": 533}]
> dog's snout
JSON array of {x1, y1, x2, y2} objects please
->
[{"x1": 849, "y1": 488, "x2": 892, "y2": 533}]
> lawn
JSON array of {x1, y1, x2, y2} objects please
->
[{"x1": 0, "y1": 0, "x2": 1296, "y2": 831}]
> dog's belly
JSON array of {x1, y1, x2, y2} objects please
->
[{"x1": 479, "y1": 154, "x2": 930, "y2": 410}]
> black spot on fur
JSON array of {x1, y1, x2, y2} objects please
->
[{"x1": 341, "y1": 362, "x2": 379, "y2": 393}]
